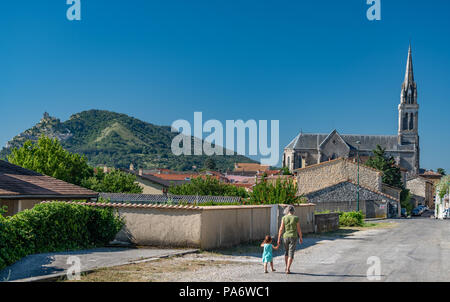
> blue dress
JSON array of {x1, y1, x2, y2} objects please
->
[{"x1": 262, "y1": 244, "x2": 273, "y2": 263}]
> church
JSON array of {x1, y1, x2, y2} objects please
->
[{"x1": 283, "y1": 46, "x2": 420, "y2": 176}]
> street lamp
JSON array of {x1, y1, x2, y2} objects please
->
[{"x1": 355, "y1": 141, "x2": 361, "y2": 212}]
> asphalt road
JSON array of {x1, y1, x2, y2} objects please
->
[
  {"x1": 178, "y1": 213, "x2": 450, "y2": 282},
  {"x1": 0, "y1": 247, "x2": 198, "y2": 281}
]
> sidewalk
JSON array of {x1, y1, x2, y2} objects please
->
[{"x1": 0, "y1": 247, "x2": 198, "y2": 282}]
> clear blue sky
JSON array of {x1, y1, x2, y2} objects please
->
[{"x1": 0, "y1": 0, "x2": 449, "y2": 171}]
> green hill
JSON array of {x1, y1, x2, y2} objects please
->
[{"x1": 0, "y1": 110, "x2": 256, "y2": 171}]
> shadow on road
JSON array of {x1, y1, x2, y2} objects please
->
[{"x1": 207, "y1": 228, "x2": 363, "y2": 258}]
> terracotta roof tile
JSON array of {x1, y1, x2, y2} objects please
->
[{"x1": 0, "y1": 160, "x2": 98, "y2": 199}]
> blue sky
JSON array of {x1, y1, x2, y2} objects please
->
[{"x1": 0, "y1": 0, "x2": 449, "y2": 170}]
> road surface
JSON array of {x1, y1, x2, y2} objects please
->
[{"x1": 175, "y1": 215, "x2": 450, "y2": 282}]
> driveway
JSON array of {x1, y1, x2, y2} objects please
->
[
  {"x1": 172, "y1": 216, "x2": 450, "y2": 282},
  {"x1": 0, "y1": 247, "x2": 198, "y2": 281}
]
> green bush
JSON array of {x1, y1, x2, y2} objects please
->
[
  {"x1": 338, "y1": 211, "x2": 364, "y2": 227},
  {"x1": 168, "y1": 176, "x2": 249, "y2": 198},
  {"x1": 0, "y1": 202, "x2": 124, "y2": 271}
]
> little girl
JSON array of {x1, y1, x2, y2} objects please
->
[{"x1": 260, "y1": 235, "x2": 279, "y2": 273}]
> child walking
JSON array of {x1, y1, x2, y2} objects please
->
[{"x1": 260, "y1": 235, "x2": 279, "y2": 273}]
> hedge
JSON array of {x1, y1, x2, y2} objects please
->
[
  {"x1": 338, "y1": 211, "x2": 365, "y2": 227},
  {"x1": 0, "y1": 202, "x2": 124, "y2": 271}
]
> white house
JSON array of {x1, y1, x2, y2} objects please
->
[{"x1": 434, "y1": 190, "x2": 449, "y2": 219}]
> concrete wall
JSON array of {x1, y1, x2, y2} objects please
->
[
  {"x1": 200, "y1": 205, "x2": 272, "y2": 250},
  {"x1": 296, "y1": 159, "x2": 382, "y2": 196},
  {"x1": 113, "y1": 203, "x2": 316, "y2": 249},
  {"x1": 115, "y1": 207, "x2": 202, "y2": 247}
]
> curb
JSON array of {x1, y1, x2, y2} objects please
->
[{"x1": 10, "y1": 249, "x2": 199, "y2": 282}]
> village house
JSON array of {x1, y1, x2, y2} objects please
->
[
  {"x1": 295, "y1": 158, "x2": 401, "y2": 218},
  {"x1": 406, "y1": 176, "x2": 435, "y2": 208},
  {"x1": 0, "y1": 160, "x2": 98, "y2": 216}
]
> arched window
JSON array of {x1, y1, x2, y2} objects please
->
[{"x1": 287, "y1": 156, "x2": 290, "y2": 168}]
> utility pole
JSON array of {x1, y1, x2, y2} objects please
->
[{"x1": 356, "y1": 141, "x2": 361, "y2": 212}]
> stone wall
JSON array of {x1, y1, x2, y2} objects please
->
[
  {"x1": 407, "y1": 177, "x2": 434, "y2": 207},
  {"x1": 296, "y1": 158, "x2": 382, "y2": 196},
  {"x1": 314, "y1": 213, "x2": 339, "y2": 233}
]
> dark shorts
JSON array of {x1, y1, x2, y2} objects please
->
[{"x1": 283, "y1": 237, "x2": 297, "y2": 258}]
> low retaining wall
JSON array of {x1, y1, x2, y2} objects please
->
[
  {"x1": 112, "y1": 203, "x2": 315, "y2": 249},
  {"x1": 314, "y1": 213, "x2": 339, "y2": 233}
]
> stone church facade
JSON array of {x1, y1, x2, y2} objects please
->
[{"x1": 283, "y1": 46, "x2": 420, "y2": 175}]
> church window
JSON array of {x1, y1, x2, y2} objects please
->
[
  {"x1": 409, "y1": 113, "x2": 414, "y2": 130},
  {"x1": 402, "y1": 113, "x2": 408, "y2": 130}
]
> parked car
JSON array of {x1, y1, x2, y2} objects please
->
[
  {"x1": 417, "y1": 205, "x2": 427, "y2": 214},
  {"x1": 411, "y1": 207, "x2": 422, "y2": 216},
  {"x1": 401, "y1": 208, "x2": 408, "y2": 218}
]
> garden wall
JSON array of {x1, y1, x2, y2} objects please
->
[
  {"x1": 314, "y1": 213, "x2": 339, "y2": 233},
  {"x1": 94, "y1": 202, "x2": 316, "y2": 249}
]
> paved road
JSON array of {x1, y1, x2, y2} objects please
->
[
  {"x1": 0, "y1": 247, "x2": 198, "y2": 281},
  {"x1": 178, "y1": 215, "x2": 450, "y2": 282}
]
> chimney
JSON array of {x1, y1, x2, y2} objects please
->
[
  {"x1": 129, "y1": 163, "x2": 134, "y2": 171},
  {"x1": 139, "y1": 168, "x2": 143, "y2": 176},
  {"x1": 103, "y1": 166, "x2": 108, "y2": 173}
]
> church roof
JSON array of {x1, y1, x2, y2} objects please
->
[{"x1": 285, "y1": 130, "x2": 400, "y2": 152}]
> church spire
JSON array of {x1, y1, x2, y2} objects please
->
[{"x1": 404, "y1": 44, "x2": 414, "y2": 84}]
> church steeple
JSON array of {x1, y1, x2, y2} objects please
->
[
  {"x1": 400, "y1": 45, "x2": 417, "y2": 105},
  {"x1": 398, "y1": 45, "x2": 420, "y2": 174},
  {"x1": 404, "y1": 44, "x2": 414, "y2": 84}
]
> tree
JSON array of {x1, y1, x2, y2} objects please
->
[
  {"x1": 204, "y1": 158, "x2": 217, "y2": 171},
  {"x1": 168, "y1": 176, "x2": 248, "y2": 198},
  {"x1": 249, "y1": 177, "x2": 302, "y2": 205},
  {"x1": 437, "y1": 168, "x2": 446, "y2": 176},
  {"x1": 8, "y1": 136, "x2": 93, "y2": 186},
  {"x1": 365, "y1": 145, "x2": 403, "y2": 188},
  {"x1": 436, "y1": 175, "x2": 450, "y2": 199},
  {"x1": 81, "y1": 169, "x2": 143, "y2": 193},
  {"x1": 280, "y1": 166, "x2": 292, "y2": 175},
  {"x1": 365, "y1": 144, "x2": 412, "y2": 212}
]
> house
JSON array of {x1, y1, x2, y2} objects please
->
[
  {"x1": 295, "y1": 158, "x2": 400, "y2": 218},
  {"x1": 406, "y1": 176, "x2": 435, "y2": 208},
  {"x1": 123, "y1": 168, "x2": 190, "y2": 195},
  {"x1": 232, "y1": 163, "x2": 271, "y2": 176},
  {"x1": 435, "y1": 192, "x2": 449, "y2": 219},
  {"x1": 0, "y1": 160, "x2": 98, "y2": 216}
]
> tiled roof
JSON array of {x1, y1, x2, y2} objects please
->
[
  {"x1": 285, "y1": 130, "x2": 404, "y2": 152},
  {"x1": 234, "y1": 163, "x2": 270, "y2": 172},
  {"x1": 99, "y1": 193, "x2": 242, "y2": 204},
  {"x1": 294, "y1": 158, "x2": 382, "y2": 174},
  {"x1": 0, "y1": 160, "x2": 98, "y2": 199},
  {"x1": 305, "y1": 180, "x2": 399, "y2": 202},
  {"x1": 40, "y1": 200, "x2": 201, "y2": 210}
]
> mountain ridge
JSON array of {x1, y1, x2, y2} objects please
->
[{"x1": 0, "y1": 110, "x2": 256, "y2": 171}]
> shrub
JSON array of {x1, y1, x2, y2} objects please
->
[
  {"x1": 168, "y1": 176, "x2": 249, "y2": 198},
  {"x1": 250, "y1": 177, "x2": 301, "y2": 205},
  {"x1": 339, "y1": 211, "x2": 364, "y2": 227},
  {"x1": 0, "y1": 202, "x2": 124, "y2": 271}
]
